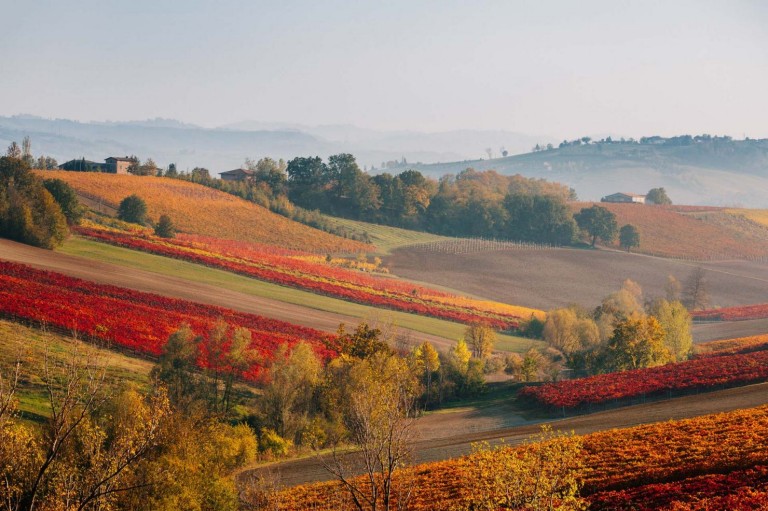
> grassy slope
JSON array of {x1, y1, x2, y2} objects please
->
[
  {"x1": 321, "y1": 215, "x2": 454, "y2": 254},
  {"x1": 59, "y1": 237, "x2": 538, "y2": 353},
  {"x1": 37, "y1": 171, "x2": 371, "y2": 254},
  {"x1": 0, "y1": 319, "x2": 154, "y2": 422}
]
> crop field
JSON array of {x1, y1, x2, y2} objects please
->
[
  {"x1": 320, "y1": 215, "x2": 453, "y2": 254},
  {"x1": 36, "y1": 171, "x2": 372, "y2": 253},
  {"x1": 694, "y1": 302, "x2": 768, "y2": 321},
  {"x1": 570, "y1": 202, "x2": 768, "y2": 259},
  {"x1": 74, "y1": 222, "x2": 540, "y2": 330},
  {"x1": 276, "y1": 405, "x2": 768, "y2": 510},
  {"x1": 389, "y1": 244, "x2": 768, "y2": 313},
  {"x1": 0, "y1": 261, "x2": 337, "y2": 380},
  {"x1": 519, "y1": 337, "x2": 768, "y2": 410}
]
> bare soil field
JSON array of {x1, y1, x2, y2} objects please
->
[
  {"x1": 389, "y1": 246, "x2": 768, "y2": 313},
  {"x1": 0, "y1": 239, "x2": 459, "y2": 351},
  {"x1": 257, "y1": 381, "x2": 768, "y2": 487}
]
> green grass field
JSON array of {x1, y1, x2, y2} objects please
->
[
  {"x1": 321, "y1": 215, "x2": 453, "y2": 254},
  {"x1": 59, "y1": 237, "x2": 541, "y2": 353},
  {"x1": 0, "y1": 319, "x2": 154, "y2": 422}
]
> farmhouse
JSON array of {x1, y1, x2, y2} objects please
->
[
  {"x1": 219, "y1": 168, "x2": 255, "y2": 182},
  {"x1": 58, "y1": 156, "x2": 133, "y2": 174},
  {"x1": 601, "y1": 192, "x2": 646, "y2": 204}
]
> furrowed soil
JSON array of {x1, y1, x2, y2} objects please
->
[
  {"x1": 389, "y1": 246, "x2": 768, "y2": 315},
  {"x1": 254, "y1": 382, "x2": 768, "y2": 487}
]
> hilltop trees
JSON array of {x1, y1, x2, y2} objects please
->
[
  {"x1": 647, "y1": 187, "x2": 672, "y2": 205},
  {"x1": 575, "y1": 205, "x2": 618, "y2": 247}
]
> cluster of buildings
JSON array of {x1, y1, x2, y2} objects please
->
[{"x1": 59, "y1": 156, "x2": 134, "y2": 174}]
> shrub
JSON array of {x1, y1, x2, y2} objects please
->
[{"x1": 117, "y1": 194, "x2": 148, "y2": 225}]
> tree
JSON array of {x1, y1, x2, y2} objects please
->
[
  {"x1": 467, "y1": 426, "x2": 585, "y2": 511},
  {"x1": 152, "y1": 324, "x2": 201, "y2": 408},
  {"x1": 649, "y1": 299, "x2": 693, "y2": 362},
  {"x1": 607, "y1": 314, "x2": 671, "y2": 371},
  {"x1": 6, "y1": 141, "x2": 21, "y2": 158},
  {"x1": 117, "y1": 194, "x2": 148, "y2": 224},
  {"x1": 646, "y1": 187, "x2": 672, "y2": 205},
  {"x1": 412, "y1": 341, "x2": 440, "y2": 407},
  {"x1": 464, "y1": 323, "x2": 497, "y2": 359},
  {"x1": 336, "y1": 322, "x2": 392, "y2": 360},
  {"x1": 503, "y1": 193, "x2": 577, "y2": 245},
  {"x1": 323, "y1": 352, "x2": 419, "y2": 511},
  {"x1": 574, "y1": 205, "x2": 617, "y2": 247},
  {"x1": 619, "y1": 224, "x2": 640, "y2": 251},
  {"x1": 683, "y1": 267, "x2": 709, "y2": 310},
  {"x1": 166, "y1": 162, "x2": 178, "y2": 177},
  {"x1": 542, "y1": 308, "x2": 601, "y2": 374},
  {"x1": 262, "y1": 342, "x2": 321, "y2": 442},
  {"x1": 21, "y1": 136, "x2": 34, "y2": 167},
  {"x1": 43, "y1": 178, "x2": 85, "y2": 225},
  {"x1": 0, "y1": 156, "x2": 69, "y2": 249},
  {"x1": 154, "y1": 214, "x2": 176, "y2": 238},
  {"x1": 665, "y1": 274, "x2": 682, "y2": 301}
]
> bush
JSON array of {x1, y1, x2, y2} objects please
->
[
  {"x1": 154, "y1": 214, "x2": 176, "y2": 238},
  {"x1": 43, "y1": 178, "x2": 85, "y2": 225},
  {"x1": 117, "y1": 194, "x2": 148, "y2": 225}
]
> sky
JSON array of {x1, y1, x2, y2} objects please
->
[{"x1": 1, "y1": 0, "x2": 767, "y2": 139}]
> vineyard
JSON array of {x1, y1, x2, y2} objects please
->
[
  {"x1": 278, "y1": 405, "x2": 768, "y2": 510},
  {"x1": 36, "y1": 171, "x2": 372, "y2": 253},
  {"x1": 571, "y1": 202, "x2": 768, "y2": 259},
  {"x1": 693, "y1": 302, "x2": 768, "y2": 321},
  {"x1": 0, "y1": 261, "x2": 336, "y2": 380},
  {"x1": 74, "y1": 222, "x2": 541, "y2": 330},
  {"x1": 518, "y1": 337, "x2": 768, "y2": 410}
]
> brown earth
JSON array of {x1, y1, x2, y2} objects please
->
[
  {"x1": 0, "y1": 239, "x2": 457, "y2": 350},
  {"x1": 255, "y1": 382, "x2": 768, "y2": 487},
  {"x1": 388, "y1": 246, "x2": 768, "y2": 320}
]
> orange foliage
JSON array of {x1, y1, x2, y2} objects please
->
[
  {"x1": 571, "y1": 202, "x2": 768, "y2": 259},
  {"x1": 38, "y1": 171, "x2": 372, "y2": 253},
  {"x1": 278, "y1": 405, "x2": 768, "y2": 510}
]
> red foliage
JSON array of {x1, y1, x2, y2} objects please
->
[
  {"x1": 693, "y1": 303, "x2": 768, "y2": 321},
  {"x1": 0, "y1": 261, "x2": 336, "y2": 379},
  {"x1": 518, "y1": 347, "x2": 768, "y2": 409},
  {"x1": 74, "y1": 225, "x2": 532, "y2": 329}
]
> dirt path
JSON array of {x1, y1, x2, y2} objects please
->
[
  {"x1": 255, "y1": 382, "x2": 768, "y2": 487},
  {"x1": 0, "y1": 239, "x2": 456, "y2": 348}
]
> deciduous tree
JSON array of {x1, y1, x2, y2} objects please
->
[
  {"x1": 607, "y1": 314, "x2": 671, "y2": 371},
  {"x1": 619, "y1": 224, "x2": 640, "y2": 251},
  {"x1": 574, "y1": 205, "x2": 618, "y2": 247},
  {"x1": 117, "y1": 194, "x2": 148, "y2": 225}
]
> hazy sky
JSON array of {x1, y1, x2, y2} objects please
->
[{"x1": 1, "y1": 0, "x2": 767, "y2": 139}]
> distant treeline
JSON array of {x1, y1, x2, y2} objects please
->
[{"x1": 167, "y1": 154, "x2": 590, "y2": 246}]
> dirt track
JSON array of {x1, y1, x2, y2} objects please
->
[
  {"x1": 0, "y1": 239, "x2": 456, "y2": 349},
  {"x1": 254, "y1": 382, "x2": 768, "y2": 487}
]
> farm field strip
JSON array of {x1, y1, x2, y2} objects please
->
[
  {"x1": 694, "y1": 302, "x2": 768, "y2": 321},
  {"x1": 277, "y1": 405, "x2": 768, "y2": 510},
  {"x1": 3, "y1": 237, "x2": 536, "y2": 353},
  {"x1": 74, "y1": 222, "x2": 540, "y2": 330},
  {"x1": 0, "y1": 261, "x2": 336, "y2": 380},
  {"x1": 519, "y1": 337, "x2": 768, "y2": 409}
]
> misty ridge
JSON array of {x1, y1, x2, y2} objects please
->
[{"x1": 3, "y1": 114, "x2": 768, "y2": 207}]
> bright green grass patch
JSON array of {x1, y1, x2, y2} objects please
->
[
  {"x1": 0, "y1": 320, "x2": 155, "y2": 422},
  {"x1": 59, "y1": 238, "x2": 540, "y2": 353},
  {"x1": 321, "y1": 215, "x2": 453, "y2": 254}
]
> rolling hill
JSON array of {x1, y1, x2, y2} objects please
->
[
  {"x1": 37, "y1": 171, "x2": 371, "y2": 253},
  {"x1": 397, "y1": 138, "x2": 768, "y2": 207}
]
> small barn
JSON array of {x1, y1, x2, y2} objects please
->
[
  {"x1": 601, "y1": 192, "x2": 646, "y2": 204},
  {"x1": 219, "y1": 168, "x2": 255, "y2": 182}
]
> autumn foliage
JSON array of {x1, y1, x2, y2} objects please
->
[
  {"x1": 693, "y1": 302, "x2": 768, "y2": 321},
  {"x1": 0, "y1": 261, "x2": 336, "y2": 379},
  {"x1": 278, "y1": 405, "x2": 768, "y2": 510},
  {"x1": 73, "y1": 222, "x2": 540, "y2": 329},
  {"x1": 518, "y1": 339, "x2": 768, "y2": 409},
  {"x1": 37, "y1": 170, "x2": 372, "y2": 253}
]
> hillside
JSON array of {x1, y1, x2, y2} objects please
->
[
  {"x1": 396, "y1": 138, "x2": 768, "y2": 207},
  {"x1": 37, "y1": 171, "x2": 371, "y2": 253},
  {"x1": 571, "y1": 202, "x2": 768, "y2": 259}
]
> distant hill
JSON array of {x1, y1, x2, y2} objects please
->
[
  {"x1": 0, "y1": 115, "x2": 551, "y2": 172},
  {"x1": 394, "y1": 137, "x2": 768, "y2": 207}
]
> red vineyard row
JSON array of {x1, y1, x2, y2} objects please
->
[
  {"x1": 75, "y1": 226, "x2": 531, "y2": 330},
  {"x1": 693, "y1": 302, "x2": 768, "y2": 321},
  {"x1": 0, "y1": 261, "x2": 336, "y2": 379},
  {"x1": 518, "y1": 346, "x2": 768, "y2": 409}
]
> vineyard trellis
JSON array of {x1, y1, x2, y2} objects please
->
[{"x1": 409, "y1": 238, "x2": 557, "y2": 255}]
